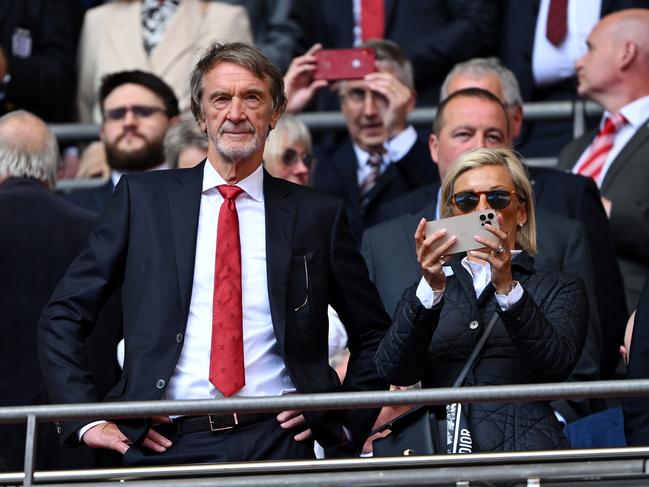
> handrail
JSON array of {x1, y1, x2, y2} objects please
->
[
  {"x1": 2, "y1": 379, "x2": 649, "y2": 424},
  {"x1": 48, "y1": 100, "x2": 604, "y2": 142},
  {"x1": 4, "y1": 379, "x2": 649, "y2": 485}
]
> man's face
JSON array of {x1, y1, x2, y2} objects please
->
[
  {"x1": 576, "y1": 19, "x2": 619, "y2": 100},
  {"x1": 446, "y1": 72, "x2": 523, "y2": 139},
  {"x1": 429, "y1": 96, "x2": 509, "y2": 178},
  {"x1": 339, "y1": 78, "x2": 389, "y2": 152},
  {"x1": 198, "y1": 61, "x2": 280, "y2": 171},
  {"x1": 101, "y1": 83, "x2": 171, "y2": 172}
]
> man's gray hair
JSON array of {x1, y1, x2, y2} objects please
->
[
  {"x1": 164, "y1": 112, "x2": 208, "y2": 169},
  {"x1": 0, "y1": 110, "x2": 61, "y2": 188},
  {"x1": 440, "y1": 57, "x2": 523, "y2": 108}
]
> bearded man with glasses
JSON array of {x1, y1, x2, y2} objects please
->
[{"x1": 64, "y1": 70, "x2": 180, "y2": 214}]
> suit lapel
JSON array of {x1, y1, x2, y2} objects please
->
[
  {"x1": 168, "y1": 163, "x2": 204, "y2": 317},
  {"x1": 150, "y1": 0, "x2": 202, "y2": 74},
  {"x1": 601, "y1": 121, "x2": 649, "y2": 191},
  {"x1": 335, "y1": 141, "x2": 362, "y2": 213},
  {"x1": 263, "y1": 171, "x2": 296, "y2": 355}
]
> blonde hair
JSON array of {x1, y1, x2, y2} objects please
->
[
  {"x1": 263, "y1": 114, "x2": 313, "y2": 170},
  {"x1": 440, "y1": 148, "x2": 537, "y2": 255}
]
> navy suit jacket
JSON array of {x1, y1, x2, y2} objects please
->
[
  {"x1": 623, "y1": 275, "x2": 649, "y2": 445},
  {"x1": 62, "y1": 179, "x2": 114, "y2": 215},
  {"x1": 38, "y1": 163, "x2": 389, "y2": 453},
  {"x1": 313, "y1": 135, "x2": 438, "y2": 240}
]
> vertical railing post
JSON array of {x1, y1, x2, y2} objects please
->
[
  {"x1": 573, "y1": 99, "x2": 586, "y2": 138},
  {"x1": 23, "y1": 414, "x2": 38, "y2": 486}
]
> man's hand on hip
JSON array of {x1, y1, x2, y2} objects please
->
[
  {"x1": 82, "y1": 418, "x2": 172, "y2": 454},
  {"x1": 277, "y1": 410, "x2": 313, "y2": 441}
]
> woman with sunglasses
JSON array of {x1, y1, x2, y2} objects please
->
[
  {"x1": 375, "y1": 147, "x2": 588, "y2": 452},
  {"x1": 263, "y1": 114, "x2": 315, "y2": 187}
]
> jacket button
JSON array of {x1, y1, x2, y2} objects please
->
[
  {"x1": 176, "y1": 333, "x2": 183, "y2": 343},
  {"x1": 469, "y1": 320, "x2": 479, "y2": 330},
  {"x1": 156, "y1": 379, "x2": 166, "y2": 389}
]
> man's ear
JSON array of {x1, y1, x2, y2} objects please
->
[
  {"x1": 269, "y1": 109, "x2": 282, "y2": 130},
  {"x1": 619, "y1": 40, "x2": 637, "y2": 71},
  {"x1": 429, "y1": 132, "x2": 439, "y2": 165}
]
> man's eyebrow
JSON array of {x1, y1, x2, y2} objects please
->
[{"x1": 449, "y1": 124, "x2": 476, "y2": 132}]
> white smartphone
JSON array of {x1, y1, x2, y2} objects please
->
[{"x1": 424, "y1": 210, "x2": 500, "y2": 256}]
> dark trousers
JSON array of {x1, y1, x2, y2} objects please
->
[{"x1": 122, "y1": 417, "x2": 315, "y2": 466}]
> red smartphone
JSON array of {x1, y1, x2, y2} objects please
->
[{"x1": 314, "y1": 48, "x2": 376, "y2": 81}]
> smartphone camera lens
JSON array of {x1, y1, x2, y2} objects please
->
[
  {"x1": 488, "y1": 212, "x2": 495, "y2": 219},
  {"x1": 480, "y1": 214, "x2": 486, "y2": 221}
]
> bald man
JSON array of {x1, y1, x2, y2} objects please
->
[
  {"x1": 558, "y1": 8, "x2": 649, "y2": 311},
  {"x1": 0, "y1": 111, "x2": 103, "y2": 470}
]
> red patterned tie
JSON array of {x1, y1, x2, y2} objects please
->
[
  {"x1": 210, "y1": 185, "x2": 245, "y2": 397},
  {"x1": 546, "y1": 0, "x2": 568, "y2": 46},
  {"x1": 576, "y1": 113, "x2": 627, "y2": 183},
  {"x1": 361, "y1": 0, "x2": 385, "y2": 41}
]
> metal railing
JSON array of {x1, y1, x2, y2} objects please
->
[
  {"x1": 3, "y1": 379, "x2": 649, "y2": 486},
  {"x1": 49, "y1": 100, "x2": 604, "y2": 143}
]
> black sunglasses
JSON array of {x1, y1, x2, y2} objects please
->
[
  {"x1": 105, "y1": 105, "x2": 166, "y2": 121},
  {"x1": 452, "y1": 190, "x2": 521, "y2": 213},
  {"x1": 281, "y1": 148, "x2": 314, "y2": 168}
]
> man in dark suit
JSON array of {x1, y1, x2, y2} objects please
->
[
  {"x1": 0, "y1": 0, "x2": 76, "y2": 122},
  {"x1": 294, "y1": 0, "x2": 499, "y2": 107},
  {"x1": 623, "y1": 275, "x2": 649, "y2": 445},
  {"x1": 362, "y1": 88, "x2": 602, "y2": 421},
  {"x1": 558, "y1": 8, "x2": 649, "y2": 312},
  {"x1": 0, "y1": 110, "x2": 101, "y2": 470},
  {"x1": 63, "y1": 70, "x2": 180, "y2": 214},
  {"x1": 313, "y1": 39, "x2": 438, "y2": 240},
  {"x1": 39, "y1": 42, "x2": 389, "y2": 465},
  {"x1": 383, "y1": 59, "x2": 628, "y2": 378},
  {"x1": 498, "y1": 0, "x2": 649, "y2": 157}
]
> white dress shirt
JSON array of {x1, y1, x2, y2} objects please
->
[
  {"x1": 353, "y1": 125, "x2": 417, "y2": 187},
  {"x1": 572, "y1": 95, "x2": 649, "y2": 187},
  {"x1": 532, "y1": 0, "x2": 601, "y2": 87},
  {"x1": 166, "y1": 161, "x2": 294, "y2": 401}
]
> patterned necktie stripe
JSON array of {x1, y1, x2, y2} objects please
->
[
  {"x1": 210, "y1": 185, "x2": 245, "y2": 397},
  {"x1": 576, "y1": 112, "x2": 626, "y2": 183},
  {"x1": 359, "y1": 152, "x2": 383, "y2": 196}
]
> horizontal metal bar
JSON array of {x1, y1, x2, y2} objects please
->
[
  {"x1": 48, "y1": 101, "x2": 605, "y2": 143},
  {"x1": 0, "y1": 379, "x2": 648, "y2": 424},
  {"x1": 2, "y1": 448, "x2": 649, "y2": 486}
]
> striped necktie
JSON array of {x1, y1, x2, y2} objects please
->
[
  {"x1": 359, "y1": 152, "x2": 383, "y2": 196},
  {"x1": 576, "y1": 112, "x2": 627, "y2": 183}
]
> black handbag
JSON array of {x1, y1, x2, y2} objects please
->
[{"x1": 372, "y1": 313, "x2": 499, "y2": 456}]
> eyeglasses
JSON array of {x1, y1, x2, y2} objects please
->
[
  {"x1": 340, "y1": 87, "x2": 388, "y2": 107},
  {"x1": 281, "y1": 148, "x2": 314, "y2": 168},
  {"x1": 452, "y1": 190, "x2": 521, "y2": 213},
  {"x1": 105, "y1": 105, "x2": 166, "y2": 121}
]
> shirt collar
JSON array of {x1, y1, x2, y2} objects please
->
[
  {"x1": 111, "y1": 162, "x2": 168, "y2": 187},
  {"x1": 202, "y1": 160, "x2": 265, "y2": 202},
  {"x1": 607, "y1": 94, "x2": 649, "y2": 129},
  {"x1": 351, "y1": 125, "x2": 417, "y2": 168}
]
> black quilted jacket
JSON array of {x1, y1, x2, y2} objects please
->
[{"x1": 375, "y1": 252, "x2": 588, "y2": 452}]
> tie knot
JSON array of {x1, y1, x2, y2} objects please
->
[
  {"x1": 601, "y1": 113, "x2": 627, "y2": 135},
  {"x1": 217, "y1": 185, "x2": 244, "y2": 201},
  {"x1": 367, "y1": 152, "x2": 383, "y2": 169}
]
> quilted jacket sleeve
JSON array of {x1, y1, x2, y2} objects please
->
[
  {"x1": 375, "y1": 284, "x2": 443, "y2": 386},
  {"x1": 498, "y1": 274, "x2": 588, "y2": 382}
]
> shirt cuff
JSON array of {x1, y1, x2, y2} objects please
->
[
  {"x1": 495, "y1": 281, "x2": 523, "y2": 310},
  {"x1": 78, "y1": 420, "x2": 107, "y2": 441},
  {"x1": 415, "y1": 276, "x2": 444, "y2": 309}
]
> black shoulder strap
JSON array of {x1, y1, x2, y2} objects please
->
[
  {"x1": 370, "y1": 312, "x2": 499, "y2": 436},
  {"x1": 452, "y1": 312, "x2": 499, "y2": 387}
]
